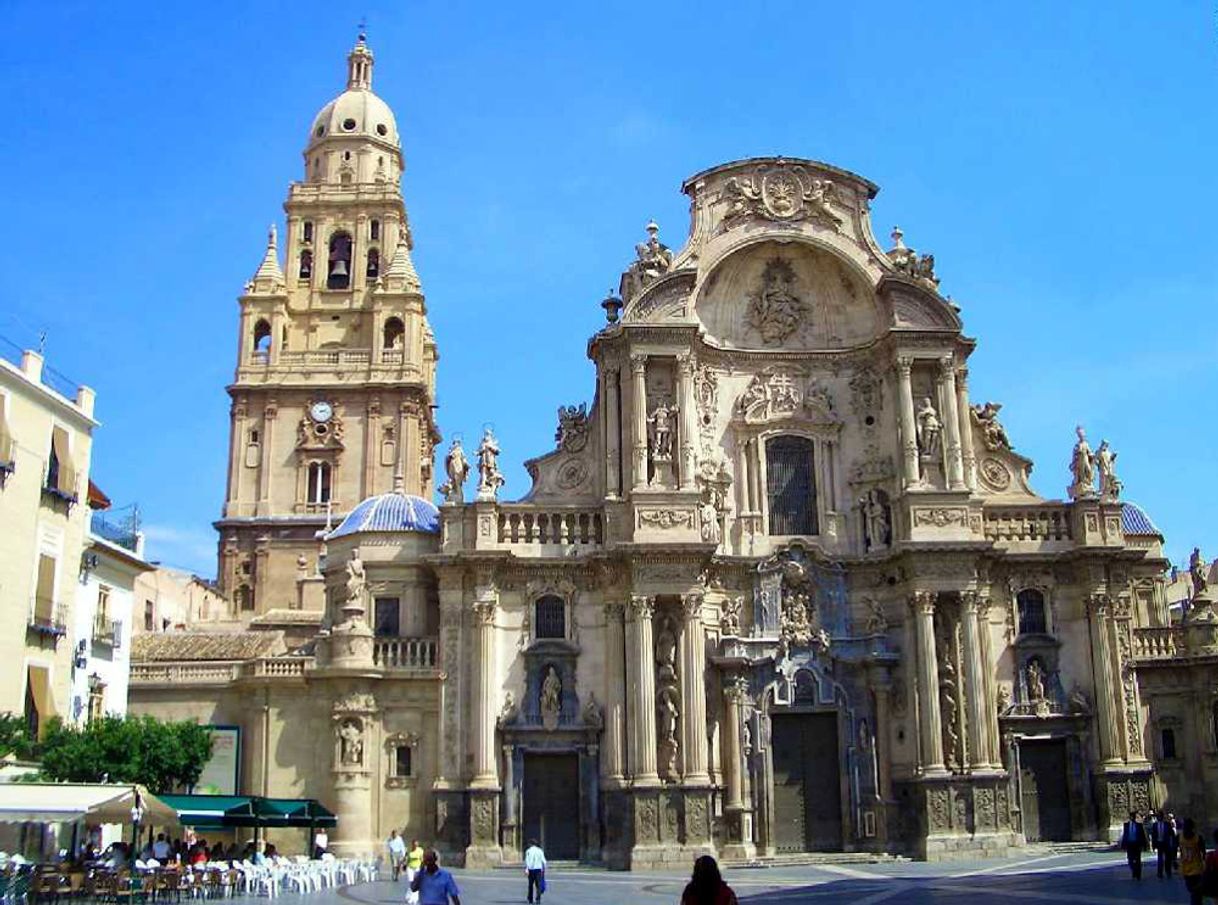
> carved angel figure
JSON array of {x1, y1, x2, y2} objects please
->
[
  {"x1": 971, "y1": 401, "x2": 1012, "y2": 451},
  {"x1": 915, "y1": 397, "x2": 942, "y2": 457},
  {"x1": 440, "y1": 437, "x2": 469, "y2": 503},
  {"x1": 1189, "y1": 547, "x2": 1209, "y2": 599},
  {"x1": 1067, "y1": 425, "x2": 1096, "y2": 499},
  {"x1": 746, "y1": 258, "x2": 807, "y2": 345},
  {"x1": 476, "y1": 428, "x2": 505, "y2": 499},
  {"x1": 1095, "y1": 440, "x2": 1122, "y2": 499}
]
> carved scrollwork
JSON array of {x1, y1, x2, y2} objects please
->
[{"x1": 720, "y1": 163, "x2": 844, "y2": 232}]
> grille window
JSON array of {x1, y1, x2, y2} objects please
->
[
  {"x1": 766, "y1": 436, "x2": 817, "y2": 536},
  {"x1": 1017, "y1": 589, "x2": 1048, "y2": 635},
  {"x1": 374, "y1": 597, "x2": 400, "y2": 637},
  {"x1": 534, "y1": 595, "x2": 565, "y2": 640}
]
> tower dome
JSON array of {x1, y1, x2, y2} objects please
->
[{"x1": 327, "y1": 488, "x2": 440, "y2": 539}]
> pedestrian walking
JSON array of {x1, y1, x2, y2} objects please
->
[
  {"x1": 523, "y1": 838, "x2": 547, "y2": 904},
  {"x1": 1179, "y1": 818, "x2": 1206, "y2": 905},
  {"x1": 313, "y1": 828, "x2": 329, "y2": 859},
  {"x1": 404, "y1": 839, "x2": 425, "y2": 905},
  {"x1": 387, "y1": 830, "x2": 407, "y2": 881},
  {"x1": 1150, "y1": 810, "x2": 1177, "y2": 879},
  {"x1": 1120, "y1": 810, "x2": 1148, "y2": 880},
  {"x1": 680, "y1": 855, "x2": 739, "y2": 905},
  {"x1": 1168, "y1": 813, "x2": 1181, "y2": 875},
  {"x1": 411, "y1": 850, "x2": 461, "y2": 905}
]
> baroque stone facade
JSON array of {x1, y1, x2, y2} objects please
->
[{"x1": 129, "y1": 39, "x2": 1187, "y2": 867}]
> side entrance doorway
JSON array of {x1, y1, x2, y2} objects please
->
[
  {"x1": 522, "y1": 752, "x2": 581, "y2": 859},
  {"x1": 770, "y1": 712, "x2": 843, "y2": 852},
  {"x1": 1019, "y1": 738, "x2": 1072, "y2": 842}
]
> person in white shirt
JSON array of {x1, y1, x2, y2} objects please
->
[
  {"x1": 313, "y1": 829, "x2": 329, "y2": 859},
  {"x1": 523, "y1": 839, "x2": 547, "y2": 904},
  {"x1": 387, "y1": 830, "x2": 407, "y2": 881},
  {"x1": 151, "y1": 834, "x2": 171, "y2": 862}
]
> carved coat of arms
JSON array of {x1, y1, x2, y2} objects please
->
[{"x1": 721, "y1": 164, "x2": 844, "y2": 231}]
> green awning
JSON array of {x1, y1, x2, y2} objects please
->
[
  {"x1": 159, "y1": 795, "x2": 335, "y2": 829},
  {"x1": 256, "y1": 798, "x2": 336, "y2": 828}
]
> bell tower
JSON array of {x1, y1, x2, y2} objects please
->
[{"x1": 216, "y1": 34, "x2": 440, "y2": 618}]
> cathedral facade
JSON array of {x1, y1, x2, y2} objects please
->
[{"x1": 130, "y1": 37, "x2": 1190, "y2": 867}]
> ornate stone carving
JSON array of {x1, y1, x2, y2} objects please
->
[
  {"x1": 862, "y1": 597, "x2": 887, "y2": 635},
  {"x1": 342, "y1": 550, "x2": 368, "y2": 622},
  {"x1": 971, "y1": 402, "x2": 1012, "y2": 451},
  {"x1": 1067, "y1": 425, "x2": 1097, "y2": 500},
  {"x1": 736, "y1": 367, "x2": 838, "y2": 425},
  {"x1": 693, "y1": 367, "x2": 719, "y2": 446},
  {"x1": 648, "y1": 402, "x2": 678, "y2": 464},
  {"x1": 554, "y1": 457, "x2": 589, "y2": 491},
  {"x1": 915, "y1": 397, "x2": 942, "y2": 457},
  {"x1": 338, "y1": 717, "x2": 364, "y2": 766},
  {"x1": 1096, "y1": 439, "x2": 1122, "y2": 500},
  {"x1": 619, "y1": 220, "x2": 673, "y2": 301},
  {"x1": 721, "y1": 164, "x2": 844, "y2": 231},
  {"x1": 848, "y1": 443, "x2": 896, "y2": 485},
  {"x1": 887, "y1": 227, "x2": 940, "y2": 287},
  {"x1": 476, "y1": 427, "x2": 505, "y2": 500},
  {"x1": 581, "y1": 691, "x2": 603, "y2": 730},
  {"x1": 859, "y1": 489, "x2": 891, "y2": 552},
  {"x1": 627, "y1": 595, "x2": 654, "y2": 622},
  {"x1": 470, "y1": 796, "x2": 495, "y2": 844},
  {"x1": 927, "y1": 787, "x2": 950, "y2": 832},
  {"x1": 540, "y1": 665, "x2": 562, "y2": 731},
  {"x1": 555, "y1": 403, "x2": 590, "y2": 453},
  {"x1": 720, "y1": 596, "x2": 743, "y2": 636},
  {"x1": 746, "y1": 257, "x2": 809, "y2": 345},
  {"x1": 1190, "y1": 547, "x2": 1210, "y2": 600},
  {"x1": 848, "y1": 368, "x2": 883, "y2": 416},
  {"x1": 978, "y1": 457, "x2": 1011, "y2": 492},
  {"x1": 912, "y1": 507, "x2": 968, "y2": 528},
  {"x1": 497, "y1": 691, "x2": 519, "y2": 729},
  {"x1": 439, "y1": 437, "x2": 470, "y2": 504},
  {"x1": 637, "y1": 508, "x2": 695, "y2": 530},
  {"x1": 332, "y1": 691, "x2": 378, "y2": 716}
]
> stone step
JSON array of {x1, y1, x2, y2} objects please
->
[{"x1": 724, "y1": 852, "x2": 905, "y2": 868}]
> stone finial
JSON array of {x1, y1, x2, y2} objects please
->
[
  {"x1": 381, "y1": 234, "x2": 421, "y2": 293},
  {"x1": 392, "y1": 469, "x2": 405, "y2": 493},
  {"x1": 249, "y1": 224, "x2": 285, "y2": 290},
  {"x1": 889, "y1": 226, "x2": 907, "y2": 252}
]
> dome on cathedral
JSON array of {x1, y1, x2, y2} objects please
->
[
  {"x1": 1121, "y1": 501, "x2": 1162, "y2": 537},
  {"x1": 328, "y1": 490, "x2": 439, "y2": 538},
  {"x1": 306, "y1": 36, "x2": 400, "y2": 150}
]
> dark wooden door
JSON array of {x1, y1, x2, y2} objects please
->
[
  {"x1": 522, "y1": 753, "x2": 581, "y2": 859},
  {"x1": 1020, "y1": 739, "x2": 1071, "y2": 842},
  {"x1": 770, "y1": 713, "x2": 842, "y2": 852}
]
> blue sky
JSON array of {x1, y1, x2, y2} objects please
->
[{"x1": 1, "y1": 1, "x2": 1213, "y2": 578}]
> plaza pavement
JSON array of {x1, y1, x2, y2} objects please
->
[{"x1": 328, "y1": 847, "x2": 1197, "y2": 905}]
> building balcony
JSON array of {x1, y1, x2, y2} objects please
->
[
  {"x1": 982, "y1": 503, "x2": 1073, "y2": 544},
  {"x1": 373, "y1": 637, "x2": 438, "y2": 671},
  {"x1": 28, "y1": 601, "x2": 68, "y2": 639},
  {"x1": 90, "y1": 510, "x2": 140, "y2": 552},
  {"x1": 496, "y1": 505, "x2": 604, "y2": 550},
  {"x1": 239, "y1": 347, "x2": 421, "y2": 381},
  {"x1": 0, "y1": 433, "x2": 14, "y2": 482},
  {"x1": 91, "y1": 613, "x2": 118, "y2": 648},
  {"x1": 42, "y1": 465, "x2": 79, "y2": 507},
  {"x1": 1133, "y1": 625, "x2": 1186, "y2": 661}
]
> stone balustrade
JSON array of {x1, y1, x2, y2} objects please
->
[
  {"x1": 497, "y1": 506, "x2": 604, "y2": 548},
  {"x1": 373, "y1": 637, "x2": 438, "y2": 670},
  {"x1": 1133, "y1": 626, "x2": 1185, "y2": 660},
  {"x1": 983, "y1": 505, "x2": 1073, "y2": 543},
  {"x1": 241, "y1": 657, "x2": 309, "y2": 679},
  {"x1": 130, "y1": 662, "x2": 241, "y2": 685},
  {"x1": 242, "y1": 347, "x2": 420, "y2": 376}
]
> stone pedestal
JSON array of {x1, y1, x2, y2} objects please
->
[
  {"x1": 325, "y1": 621, "x2": 374, "y2": 669},
  {"x1": 464, "y1": 790, "x2": 502, "y2": 868},
  {"x1": 896, "y1": 774, "x2": 1019, "y2": 861},
  {"x1": 1094, "y1": 769, "x2": 1153, "y2": 841},
  {"x1": 330, "y1": 770, "x2": 374, "y2": 857}
]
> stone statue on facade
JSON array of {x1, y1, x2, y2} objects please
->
[
  {"x1": 440, "y1": 437, "x2": 470, "y2": 504},
  {"x1": 555, "y1": 403, "x2": 590, "y2": 452},
  {"x1": 746, "y1": 257, "x2": 807, "y2": 346},
  {"x1": 862, "y1": 597, "x2": 887, "y2": 635},
  {"x1": 476, "y1": 428, "x2": 505, "y2": 501},
  {"x1": 1069, "y1": 685, "x2": 1091, "y2": 715},
  {"x1": 1189, "y1": 547, "x2": 1209, "y2": 600},
  {"x1": 581, "y1": 692, "x2": 604, "y2": 730},
  {"x1": 719, "y1": 596, "x2": 743, "y2": 636},
  {"x1": 648, "y1": 403, "x2": 677, "y2": 461},
  {"x1": 619, "y1": 220, "x2": 673, "y2": 301},
  {"x1": 1096, "y1": 440, "x2": 1122, "y2": 499},
  {"x1": 971, "y1": 401, "x2": 1012, "y2": 451},
  {"x1": 339, "y1": 718, "x2": 363, "y2": 766},
  {"x1": 887, "y1": 227, "x2": 940, "y2": 287},
  {"x1": 343, "y1": 550, "x2": 367, "y2": 617},
  {"x1": 699, "y1": 498, "x2": 721, "y2": 545},
  {"x1": 657, "y1": 684, "x2": 680, "y2": 744},
  {"x1": 1026, "y1": 658, "x2": 1046, "y2": 702},
  {"x1": 860, "y1": 489, "x2": 891, "y2": 552},
  {"x1": 540, "y1": 666, "x2": 562, "y2": 730},
  {"x1": 1067, "y1": 425, "x2": 1096, "y2": 499},
  {"x1": 915, "y1": 397, "x2": 942, "y2": 458},
  {"x1": 496, "y1": 691, "x2": 518, "y2": 729}
]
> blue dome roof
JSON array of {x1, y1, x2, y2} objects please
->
[
  {"x1": 1121, "y1": 501, "x2": 1162, "y2": 537},
  {"x1": 327, "y1": 492, "x2": 440, "y2": 538}
]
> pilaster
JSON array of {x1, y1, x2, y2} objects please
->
[{"x1": 895, "y1": 357, "x2": 920, "y2": 488}]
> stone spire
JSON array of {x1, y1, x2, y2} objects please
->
[
  {"x1": 249, "y1": 225, "x2": 285, "y2": 291},
  {"x1": 347, "y1": 32, "x2": 374, "y2": 90},
  {"x1": 381, "y1": 234, "x2": 421, "y2": 292}
]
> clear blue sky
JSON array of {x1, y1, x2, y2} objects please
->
[{"x1": 1, "y1": 1, "x2": 1213, "y2": 578}]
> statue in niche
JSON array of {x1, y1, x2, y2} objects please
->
[
  {"x1": 972, "y1": 401, "x2": 1012, "y2": 451},
  {"x1": 1026, "y1": 658, "x2": 1046, "y2": 702},
  {"x1": 915, "y1": 397, "x2": 942, "y2": 458},
  {"x1": 860, "y1": 489, "x2": 891, "y2": 552},
  {"x1": 1067, "y1": 425, "x2": 1096, "y2": 499},
  {"x1": 720, "y1": 596, "x2": 743, "y2": 636},
  {"x1": 1189, "y1": 547, "x2": 1209, "y2": 600},
  {"x1": 699, "y1": 498, "x2": 721, "y2": 545},
  {"x1": 655, "y1": 622, "x2": 678, "y2": 680},
  {"x1": 996, "y1": 684, "x2": 1011, "y2": 714},
  {"x1": 496, "y1": 691, "x2": 518, "y2": 729},
  {"x1": 540, "y1": 666, "x2": 562, "y2": 730},
  {"x1": 746, "y1": 257, "x2": 807, "y2": 346},
  {"x1": 648, "y1": 403, "x2": 677, "y2": 461},
  {"x1": 862, "y1": 597, "x2": 887, "y2": 635},
  {"x1": 1095, "y1": 440, "x2": 1122, "y2": 499},
  {"x1": 476, "y1": 428, "x2": 505, "y2": 500},
  {"x1": 339, "y1": 719, "x2": 363, "y2": 766},
  {"x1": 344, "y1": 550, "x2": 367, "y2": 613},
  {"x1": 657, "y1": 682, "x2": 680, "y2": 745},
  {"x1": 440, "y1": 437, "x2": 469, "y2": 504}
]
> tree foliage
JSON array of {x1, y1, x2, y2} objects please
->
[
  {"x1": 0, "y1": 713, "x2": 36, "y2": 760},
  {"x1": 38, "y1": 715, "x2": 214, "y2": 793}
]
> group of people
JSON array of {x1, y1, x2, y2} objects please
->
[
  {"x1": 385, "y1": 832, "x2": 427, "y2": 903},
  {"x1": 1122, "y1": 810, "x2": 1218, "y2": 904},
  {"x1": 76, "y1": 835, "x2": 283, "y2": 870}
]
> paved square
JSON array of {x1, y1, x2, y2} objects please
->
[{"x1": 329, "y1": 848, "x2": 1194, "y2": 905}]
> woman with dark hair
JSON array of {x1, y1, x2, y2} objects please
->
[{"x1": 681, "y1": 856, "x2": 738, "y2": 905}]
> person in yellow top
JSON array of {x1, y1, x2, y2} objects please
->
[
  {"x1": 405, "y1": 840, "x2": 425, "y2": 905},
  {"x1": 1178, "y1": 818, "x2": 1206, "y2": 905}
]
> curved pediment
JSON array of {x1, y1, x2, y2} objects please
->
[
  {"x1": 877, "y1": 275, "x2": 961, "y2": 332},
  {"x1": 694, "y1": 239, "x2": 881, "y2": 350},
  {"x1": 622, "y1": 271, "x2": 696, "y2": 324}
]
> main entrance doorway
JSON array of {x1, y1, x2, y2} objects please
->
[
  {"x1": 770, "y1": 712, "x2": 842, "y2": 852},
  {"x1": 522, "y1": 752, "x2": 581, "y2": 859},
  {"x1": 1019, "y1": 738, "x2": 1071, "y2": 842}
]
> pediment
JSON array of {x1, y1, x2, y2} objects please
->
[
  {"x1": 622, "y1": 271, "x2": 696, "y2": 324},
  {"x1": 878, "y1": 276, "x2": 961, "y2": 332}
]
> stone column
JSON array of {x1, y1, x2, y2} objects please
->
[
  {"x1": 977, "y1": 596, "x2": 1002, "y2": 768},
  {"x1": 471, "y1": 595, "x2": 500, "y2": 788},
  {"x1": 960, "y1": 591, "x2": 989, "y2": 771},
  {"x1": 501, "y1": 745, "x2": 517, "y2": 847},
  {"x1": 680, "y1": 594, "x2": 710, "y2": 784},
  {"x1": 256, "y1": 400, "x2": 276, "y2": 517},
  {"x1": 601, "y1": 601, "x2": 627, "y2": 782},
  {"x1": 938, "y1": 356, "x2": 966, "y2": 490},
  {"x1": 956, "y1": 367, "x2": 977, "y2": 491},
  {"x1": 720, "y1": 676, "x2": 755, "y2": 859},
  {"x1": 1088, "y1": 594, "x2": 1121, "y2": 766},
  {"x1": 604, "y1": 366, "x2": 622, "y2": 499},
  {"x1": 677, "y1": 353, "x2": 698, "y2": 490},
  {"x1": 873, "y1": 680, "x2": 893, "y2": 802},
  {"x1": 364, "y1": 399, "x2": 381, "y2": 497},
  {"x1": 750, "y1": 440, "x2": 765, "y2": 520},
  {"x1": 912, "y1": 591, "x2": 947, "y2": 774},
  {"x1": 630, "y1": 355, "x2": 649, "y2": 490},
  {"x1": 895, "y1": 357, "x2": 919, "y2": 488},
  {"x1": 400, "y1": 401, "x2": 418, "y2": 494},
  {"x1": 625, "y1": 595, "x2": 659, "y2": 784}
]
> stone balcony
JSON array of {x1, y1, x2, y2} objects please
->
[
  {"x1": 372, "y1": 637, "x2": 438, "y2": 670},
  {"x1": 983, "y1": 503, "x2": 1073, "y2": 545},
  {"x1": 129, "y1": 657, "x2": 310, "y2": 686},
  {"x1": 238, "y1": 347, "x2": 423, "y2": 385},
  {"x1": 1133, "y1": 626, "x2": 1184, "y2": 661}
]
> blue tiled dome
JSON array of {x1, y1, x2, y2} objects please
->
[
  {"x1": 1121, "y1": 501, "x2": 1162, "y2": 537},
  {"x1": 327, "y1": 492, "x2": 440, "y2": 538}
]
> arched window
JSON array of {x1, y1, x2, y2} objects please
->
[
  {"x1": 236, "y1": 585, "x2": 254, "y2": 612},
  {"x1": 1161, "y1": 727, "x2": 1177, "y2": 760},
  {"x1": 366, "y1": 247, "x2": 380, "y2": 279},
  {"x1": 534, "y1": 595, "x2": 565, "y2": 640},
  {"x1": 383, "y1": 317, "x2": 405, "y2": 349},
  {"x1": 766, "y1": 435, "x2": 817, "y2": 536},
  {"x1": 252, "y1": 319, "x2": 272, "y2": 354},
  {"x1": 370, "y1": 219, "x2": 380, "y2": 241},
  {"x1": 307, "y1": 462, "x2": 332, "y2": 504},
  {"x1": 299, "y1": 250, "x2": 313, "y2": 279},
  {"x1": 1017, "y1": 589, "x2": 1048, "y2": 635},
  {"x1": 302, "y1": 221, "x2": 314, "y2": 243},
  {"x1": 327, "y1": 232, "x2": 352, "y2": 289}
]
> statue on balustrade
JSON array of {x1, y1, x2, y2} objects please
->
[
  {"x1": 1189, "y1": 547, "x2": 1209, "y2": 600},
  {"x1": 1067, "y1": 425, "x2": 1096, "y2": 499},
  {"x1": 915, "y1": 397, "x2": 942, "y2": 458},
  {"x1": 619, "y1": 220, "x2": 673, "y2": 301},
  {"x1": 440, "y1": 437, "x2": 469, "y2": 504},
  {"x1": 476, "y1": 428, "x2": 505, "y2": 501},
  {"x1": 1096, "y1": 440, "x2": 1122, "y2": 499},
  {"x1": 1026, "y1": 658, "x2": 1046, "y2": 702}
]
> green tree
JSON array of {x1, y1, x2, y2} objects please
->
[
  {"x1": 39, "y1": 716, "x2": 214, "y2": 793},
  {"x1": 0, "y1": 713, "x2": 36, "y2": 760}
]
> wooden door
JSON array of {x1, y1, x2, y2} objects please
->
[
  {"x1": 770, "y1": 713, "x2": 842, "y2": 852},
  {"x1": 522, "y1": 753, "x2": 581, "y2": 859}
]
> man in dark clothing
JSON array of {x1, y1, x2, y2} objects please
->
[
  {"x1": 1150, "y1": 809, "x2": 1178, "y2": 878},
  {"x1": 1121, "y1": 810, "x2": 1149, "y2": 879}
]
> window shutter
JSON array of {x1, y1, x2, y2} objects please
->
[
  {"x1": 0, "y1": 395, "x2": 12, "y2": 463},
  {"x1": 51, "y1": 426, "x2": 74, "y2": 495},
  {"x1": 35, "y1": 554, "x2": 57, "y2": 622}
]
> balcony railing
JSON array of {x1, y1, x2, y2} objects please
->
[
  {"x1": 92, "y1": 613, "x2": 117, "y2": 647},
  {"x1": 497, "y1": 506, "x2": 604, "y2": 548},
  {"x1": 243, "y1": 347, "x2": 419, "y2": 375},
  {"x1": 28, "y1": 601, "x2": 67, "y2": 639},
  {"x1": 129, "y1": 657, "x2": 311, "y2": 686},
  {"x1": 90, "y1": 510, "x2": 140, "y2": 552},
  {"x1": 42, "y1": 465, "x2": 79, "y2": 505},
  {"x1": 1133, "y1": 626, "x2": 1185, "y2": 661},
  {"x1": 983, "y1": 505, "x2": 1073, "y2": 543},
  {"x1": 373, "y1": 637, "x2": 438, "y2": 670}
]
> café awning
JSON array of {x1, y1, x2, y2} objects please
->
[
  {"x1": 0, "y1": 783, "x2": 178, "y2": 825},
  {"x1": 159, "y1": 795, "x2": 336, "y2": 829}
]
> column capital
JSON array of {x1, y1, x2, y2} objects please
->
[
  {"x1": 676, "y1": 351, "x2": 695, "y2": 374},
  {"x1": 895, "y1": 355, "x2": 914, "y2": 375},
  {"x1": 724, "y1": 675, "x2": 750, "y2": 704},
  {"x1": 264, "y1": 401, "x2": 279, "y2": 419},
  {"x1": 1087, "y1": 592, "x2": 1111, "y2": 618},
  {"x1": 960, "y1": 589, "x2": 980, "y2": 613},
  {"x1": 472, "y1": 600, "x2": 497, "y2": 626},
  {"x1": 602, "y1": 362, "x2": 621, "y2": 380},
  {"x1": 681, "y1": 593, "x2": 704, "y2": 619},
  {"x1": 938, "y1": 354, "x2": 956, "y2": 376},
  {"x1": 910, "y1": 590, "x2": 937, "y2": 615},
  {"x1": 956, "y1": 366, "x2": 970, "y2": 387},
  {"x1": 627, "y1": 594, "x2": 654, "y2": 622},
  {"x1": 604, "y1": 600, "x2": 625, "y2": 620},
  {"x1": 629, "y1": 353, "x2": 648, "y2": 373}
]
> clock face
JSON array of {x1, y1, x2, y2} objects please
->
[{"x1": 310, "y1": 401, "x2": 334, "y2": 424}]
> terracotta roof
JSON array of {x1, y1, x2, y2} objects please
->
[
  {"x1": 87, "y1": 480, "x2": 111, "y2": 510},
  {"x1": 132, "y1": 631, "x2": 287, "y2": 662}
]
